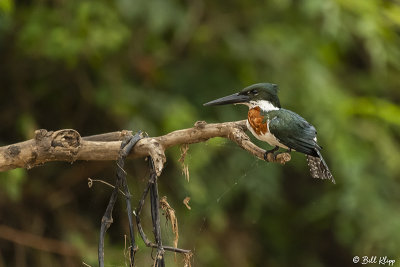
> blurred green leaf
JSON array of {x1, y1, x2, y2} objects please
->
[
  {"x1": 0, "y1": 0, "x2": 13, "y2": 14},
  {"x1": 0, "y1": 169, "x2": 27, "y2": 201},
  {"x1": 18, "y1": 2, "x2": 129, "y2": 65},
  {"x1": 347, "y1": 97, "x2": 400, "y2": 126}
]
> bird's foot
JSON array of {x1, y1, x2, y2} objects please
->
[{"x1": 264, "y1": 146, "x2": 279, "y2": 162}]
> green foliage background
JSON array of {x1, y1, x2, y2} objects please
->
[{"x1": 1, "y1": 0, "x2": 400, "y2": 266}]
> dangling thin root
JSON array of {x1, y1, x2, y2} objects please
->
[
  {"x1": 160, "y1": 196, "x2": 179, "y2": 260},
  {"x1": 183, "y1": 251, "x2": 193, "y2": 267},
  {"x1": 179, "y1": 144, "x2": 190, "y2": 182},
  {"x1": 183, "y1": 197, "x2": 191, "y2": 210}
]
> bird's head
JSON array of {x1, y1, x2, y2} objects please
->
[{"x1": 203, "y1": 83, "x2": 281, "y2": 111}]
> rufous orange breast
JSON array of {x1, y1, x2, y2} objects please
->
[{"x1": 247, "y1": 106, "x2": 268, "y2": 135}]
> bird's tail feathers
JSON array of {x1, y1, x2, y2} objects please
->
[{"x1": 306, "y1": 150, "x2": 335, "y2": 184}]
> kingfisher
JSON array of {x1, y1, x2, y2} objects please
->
[{"x1": 204, "y1": 83, "x2": 335, "y2": 183}]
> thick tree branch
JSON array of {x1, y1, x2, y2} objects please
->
[{"x1": 0, "y1": 120, "x2": 291, "y2": 175}]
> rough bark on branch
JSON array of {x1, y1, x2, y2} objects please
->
[{"x1": 0, "y1": 120, "x2": 291, "y2": 175}]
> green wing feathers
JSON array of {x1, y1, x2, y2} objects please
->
[
  {"x1": 267, "y1": 109, "x2": 335, "y2": 183},
  {"x1": 267, "y1": 109, "x2": 319, "y2": 156}
]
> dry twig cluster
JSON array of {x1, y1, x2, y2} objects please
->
[{"x1": 0, "y1": 120, "x2": 291, "y2": 266}]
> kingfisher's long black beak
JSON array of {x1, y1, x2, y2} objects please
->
[{"x1": 203, "y1": 93, "x2": 250, "y2": 106}]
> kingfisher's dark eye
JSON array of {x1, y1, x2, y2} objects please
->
[{"x1": 251, "y1": 89, "x2": 258, "y2": 95}]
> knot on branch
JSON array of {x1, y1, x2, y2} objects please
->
[
  {"x1": 135, "y1": 138, "x2": 166, "y2": 177},
  {"x1": 52, "y1": 129, "x2": 80, "y2": 148},
  {"x1": 265, "y1": 152, "x2": 291, "y2": 164},
  {"x1": 49, "y1": 129, "x2": 81, "y2": 161},
  {"x1": 34, "y1": 129, "x2": 53, "y2": 141},
  {"x1": 101, "y1": 216, "x2": 113, "y2": 228},
  {"x1": 194, "y1": 120, "x2": 207, "y2": 129}
]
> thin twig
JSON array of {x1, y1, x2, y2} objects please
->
[
  {"x1": 99, "y1": 133, "x2": 142, "y2": 267},
  {"x1": 134, "y1": 177, "x2": 153, "y2": 247},
  {"x1": 98, "y1": 154, "x2": 122, "y2": 267},
  {"x1": 88, "y1": 178, "x2": 126, "y2": 196},
  {"x1": 119, "y1": 132, "x2": 143, "y2": 266},
  {"x1": 0, "y1": 224, "x2": 79, "y2": 257},
  {"x1": 134, "y1": 158, "x2": 191, "y2": 257},
  {"x1": 149, "y1": 158, "x2": 165, "y2": 267}
]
